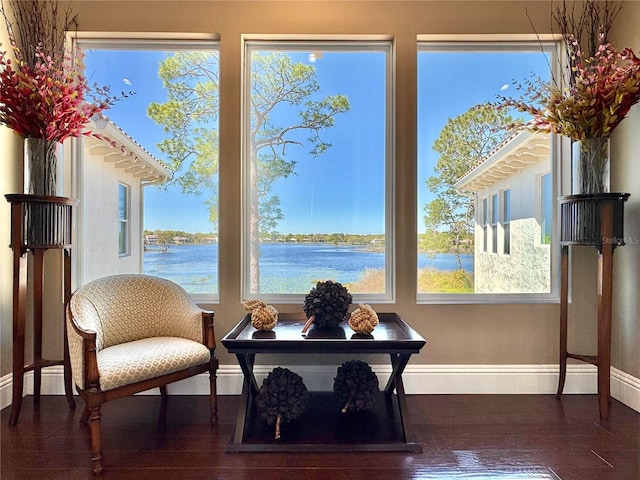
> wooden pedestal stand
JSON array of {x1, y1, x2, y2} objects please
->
[
  {"x1": 556, "y1": 193, "x2": 630, "y2": 420},
  {"x1": 5, "y1": 194, "x2": 77, "y2": 425}
]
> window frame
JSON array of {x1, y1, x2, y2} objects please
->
[
  {"x1": 416, "y1": 36, "x2": 561, "y2": 304},
  {"x1": 71, "y1": 33, "x2": 221, "y2": 301},
  {"x1": 490, "y1": 193, "x2": 499, "y2": 254},
  {"x1": 540, "y1": 172, "x2": 553, "y2": 246},
  {"x1": 240, "y1": 36, "x2": 395, "y2": 304},
  {"x1": 502, "y1": 189, "x2": 511, "y2": 255},
  {"x1": 118, "y1": 182, "x2": 130, "y2": 257}
]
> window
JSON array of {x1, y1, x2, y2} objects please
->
[
  {"x1": 502, "y1": 189, "x2": 511, "y2": 254},
  {"x1": 491, "y1": 193, "x2": 498, "y2": 254},
  {"x1": 118, "y1": 183, "x2": 130, "y2": 256},
  {"x1": 242, "y1": 38, "x2": 393, "y2": 302},
  {"x1": 481, "y1": 197, "x2": 488, "y2": 253},
  {"x1": 540, "y1": 173, "x2": 552, "y2": 245},
  {"x1": 79, "y1": 37, "x2": 220, "y2": 299},
  {"x1": 417, "y1": 38, "x2": 557, "y2": 300}
]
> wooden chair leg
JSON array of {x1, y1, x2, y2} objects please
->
[
  {"x1": 88, "y1": 405, "x2": 103, "y2": 475},
  {"x1": 159, "y1": 385, "x2": 168, "y2": 397},
  {"x1": 80, "y1": 405, "x2": 90, "y2": 423},
  {"x1": 210, "y1": 358, "x2": 218, "y2": 423}
]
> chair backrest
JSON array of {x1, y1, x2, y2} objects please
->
[{"x1": 68, "y1": 274, "x2": 203, "y2": 350}]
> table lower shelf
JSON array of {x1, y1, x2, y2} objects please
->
[{"x1": 227, "y1": 391, "x2": 422, "y2": 452}]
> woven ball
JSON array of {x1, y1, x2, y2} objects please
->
[
  {"x1": 348, "y1": 304, "x2": 379, "y2": 335},
  {"x1": 244, "y1": 299, "x2": 278, "y2": 331}
]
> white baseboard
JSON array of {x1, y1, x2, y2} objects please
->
[{"x1": 2, "y1": 364, "x2": 638, "y2": 414}]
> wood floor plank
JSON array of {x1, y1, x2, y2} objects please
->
[{"x1": 2, "y1": 394, "x2": 638, "y2": 479}]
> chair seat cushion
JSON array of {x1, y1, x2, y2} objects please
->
[{"x1": 96, "y1": 337, "x2": 211, "y2": 391}]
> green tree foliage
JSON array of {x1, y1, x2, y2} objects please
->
[
  {"x1": 423, "y1": 103, "x2": 513, "y2": 268},
  {"x1": 148, "y1": 51, "x2": 220, "y2": 228},
  {"x1": 154, "y1": 230, "x2": 175, "y2": 253},
  {"x1": 247, "y1": 52, "x2": 350, "y2": 291},
  {"x1": 147, "y1": 50, "x2": 349, "y2": 291}
]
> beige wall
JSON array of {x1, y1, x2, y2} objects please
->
[
  {"x1": 1, "y1": 1, "x2": 638, "y2": 382},
  {"x1": 610, "y1": 2, "x2": 640, "y2": 379}
]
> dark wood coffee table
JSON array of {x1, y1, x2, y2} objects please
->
[{"x1": 222, "y1": 312, "x2": 426, "y2": 452}]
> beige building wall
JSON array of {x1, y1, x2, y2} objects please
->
[{"x1": 1, "y1": 1, "x2": 638, "y2": 397}]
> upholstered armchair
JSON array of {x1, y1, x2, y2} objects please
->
[{"x1": 66, "y1": 274, "x2": 218, "y2": 474}]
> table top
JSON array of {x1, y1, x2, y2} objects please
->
[{"x1": 222, "y1": 312, "x2": 426, "y2": 354}]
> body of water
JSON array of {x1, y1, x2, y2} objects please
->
[{"x1": 144, "y1": 242, "x2": 473, "y2": 294}]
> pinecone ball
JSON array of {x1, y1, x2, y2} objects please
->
[
  {"x1": 302, "y1": 280, "x2": 353, "y2": 333},
  {"x1": 255, "y1": 367, "x2": 308, "y2": 439},
  {"x1": 348, "y1": 304, "x2": 379, "y2": 335},
  {"x1": 244, "y1": 299, "x2": 278, "y2": 331},
  {"x1": 333, "y1": 360, "x2": 379, "y2": 413}
]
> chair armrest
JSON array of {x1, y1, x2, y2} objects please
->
[
  {"x1": 66, "y1": 303, "x2": 100, "y2": 392},
  {"x1": 201, "y1": 310, "x2": 216, "y2": 351}
]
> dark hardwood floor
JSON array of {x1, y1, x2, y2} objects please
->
[{"x1": 2, "y1": 393, "x2": 638, "y2": 479}]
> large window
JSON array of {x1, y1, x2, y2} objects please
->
[
  {"x1": 242, "y1": 38, "x2": 393, "y2": 302},
  {"x1": 80, "y1": 38, "x2": 220, "y2": 298},
  {"x1": 417, "y1": 39, "x2": 557, "y2": 301}
]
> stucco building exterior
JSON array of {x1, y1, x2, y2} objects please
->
[{"x1": 456, "y1": 132, "x2": 552, "y2": 293}]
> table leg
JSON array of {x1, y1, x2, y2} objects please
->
[
  {"x1": 597, "y1": 237, "x2": 614, "y2": 421},
  {"x1": 556, "y1": 245, "x2": 569, "y2": 399},
  {"x1": 384, "y1": 353, "x2": 411, "y2": 394},
  {"x1": 8, "y1": 252, "x2": 28, "y2": 426},
  {"x1": 33, "y1": 249, "x2": 45, "y2": 404},
  {"x1": 236, "y1": 353, "x2": 259, "y2": 394},
  {"x1": 63, "y1": 249, "x2": 76, "y2": 410}
]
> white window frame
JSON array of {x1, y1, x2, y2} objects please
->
[
  {"x1": 241, "y1": 35, "x2": 395, "y2": 304},
  {"x1": 502, "y1": 189, "x2": 511, "y2": 255},
  {"x1": 417, "y1": 35, "x2": 561, "y2": 304},
  {"x1": 481, "y1": 197, "x2": 488, "y2": 253},
  {"x1": 490, "y1": 193, "x2": 499, "y2": 254},
  {"x1": 539, "y1": 172, "x2": 553, "y2": 246},
  {"x1": 118, "y1": 182, "x2": 130, "y2": 257}
]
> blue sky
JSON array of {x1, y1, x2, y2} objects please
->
[{"x1": 85, "y1": 46, "x2": 549, "y2": 235}]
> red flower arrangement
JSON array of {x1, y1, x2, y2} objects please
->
[
  {"x1": 0, "y1": 42, "x2": 125, "y2": 142},
  {"x1": 497, "y1": 35, "x2": 640, "y2": 141}
]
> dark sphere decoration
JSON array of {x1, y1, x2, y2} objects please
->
[
  {"x1": 302, "y1": 280, "x2": 353, "y2": 333},
  {"x1": 255, "y1": 367, "x2": 308, "y2": 439},
  {"x1": 333, "y1": 360, "x2": 379, "y2": 413}
]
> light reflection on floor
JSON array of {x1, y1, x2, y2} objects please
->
[{"x1": 407, "y1": 467, "x2": 558, "y2": 479}]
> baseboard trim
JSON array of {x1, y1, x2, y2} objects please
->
[{"x1": 1, "y1": 364, "x2": 638, "y2": 414}]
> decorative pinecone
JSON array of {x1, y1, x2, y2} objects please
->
[
  {"x1": 302, "y1": 280, "x2": 353, "y2": 332},
  {"x1": 244, "y1": 299, "x2": 278, "y2": 331},
  {"x1": 348, "y1": 304, "x2": 379, "y2": 335},
  {"x1": 255, "y1": 367, "x2": 308, "y2": 439},
  {"x1": 333, "y1": 360, "x2": 379, "y2": 413}
]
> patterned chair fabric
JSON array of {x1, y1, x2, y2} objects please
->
[{"x1": 67, "y1": 274, "x2": 209, "y2": 391}]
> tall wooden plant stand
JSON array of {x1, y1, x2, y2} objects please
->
[
  {"x1": 5, "y1": 194, "x2": 78, "y2": 425},
  {"x1": 556, "y1": 193, "x2": 630, "y2": 420}
]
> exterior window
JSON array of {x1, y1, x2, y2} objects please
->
[
  {"x1": 243, "y1": 39, "x2": 393, "y2": 302},
  {"x1": 491, "y1": 194, "x2": 498, "y2": 254},
  {"x1": 418, "y1": 39, "x2": 556, "y2": 299},
  {"x1": 541, "y1": 173, "x2": 552, "y2": 245},
  {"x1": 481, "y1": 198, "x2": 488, "y2": 253},
  {"x1": 502, "y1": 189, "x2": 511, "y2": 254},
  {"x1": 118, "y1": 183, "x2": 130, "y2": 256},
  {"x1": 81, "y1": 39, "x2": 220, "y2": 299}
]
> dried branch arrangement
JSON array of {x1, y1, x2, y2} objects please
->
[
  {"x1": 0, "y1": 0, "x2": 77, "y2": 66},
  {"x1": 552, "y1": 0, "x2": 622, "y2": 86}
]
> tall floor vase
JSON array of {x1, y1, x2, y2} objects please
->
[{"x1": 23, "y1": 137, "x2": 62, "y2": 197}]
